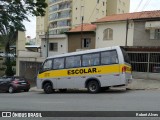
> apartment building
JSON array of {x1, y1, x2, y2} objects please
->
[
  {"x1": 107, "y1": 0, "x2": 130, "y2": 15},
  {"x1": 36, "y1": 0, "x2": 130, "y2": 45},
  {"x1": 48, "y1": 0, "x2": 107, "y2": 35},
  {"x1": 36, "y1": 0, "x2": 49, "y2": 45}
]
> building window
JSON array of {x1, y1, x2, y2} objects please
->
[
  {"x1": 155, "y1": 29, "x2": 160, "y2": 39},
  {"x1": 150, "y1": 29, "x2": 160, "y2": 40},
  {"x1": 49, "y1": 43, "x2": 58, "y2": 51},
  {"x1": 96, "y1": 9, "x2": 99, "y2": 14},
  {"x1": 103, "y1": 28, "x2": 113, "y2": 40},
  {"x1": 102, "y1": 11, "x2": 104, "y2": 15},
  {"x1": 82, "y1": 38, "x2": 91, "y2": 48},
  {"x1": 103, "y1": 2, "x2": 105, "y2": 6},
  {"x1": 118, "y1": 9, "x2": 120, "y2": 13}
]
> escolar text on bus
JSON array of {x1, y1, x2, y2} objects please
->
[{"x1": 67, "y1": 68, "x2": 97, "y2": 75}]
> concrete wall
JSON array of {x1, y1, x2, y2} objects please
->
[
  {"x1": 133, "y1": 21, "x2": 160, "y2": 46},
  {"x1": 36, "y1": 0, "x2": 48, "y2": 45},
  {"x1": 41, "y1": 34, "x2": 68, "y2": 58},
  {"x1": 107, "y1": 0, "x2": 130, "y2": 15},
  {"x1": 133, "y1": 72, "x2": 160, "y2": 80},
  {"x1": 68, "y1": 32, "x2": 96, "y2": 52},
  {"x1": 16, "y1": 31, "x2": 26, "y2": 76},
  {"x1": 95, "y1": 21, "x2": 134, "y2": 48}
]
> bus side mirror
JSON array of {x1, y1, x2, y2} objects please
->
[{"x1": 39, "y1": 66, "x2": 43, "y2": 74}]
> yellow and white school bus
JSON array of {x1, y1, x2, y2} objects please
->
[{"x1": 37, "y1": 46, "x2": 132, "y2": 93}]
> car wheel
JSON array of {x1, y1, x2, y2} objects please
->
[
  {"x1": 44, "y1": 83, "x2": 54, "y2": 94},
  {"x1": 8, "y1": 86, "x2": 15, "y2": 93},
  {"x1": 59, "y1": 89, "x2": 67, "y2": 93},
  {"x1": 87, "y1": 80, "x2": 100, "y2": 93}
]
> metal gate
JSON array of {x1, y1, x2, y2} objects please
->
[
  {"x1": 128, "y1": 52, "x2": 160, "y2": 79},
  {"x1": 20, "y1": 61, "x2": 42, "y2": 85}
]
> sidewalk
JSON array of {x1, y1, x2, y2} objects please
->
[
  {"x1": 30, "y1": 79, "x2": 160, "y2": 92},
  {"x1": 127, "y1": 79, "x2": 160, "y2": 90},
  {"x1": 30, "y1": 87, "x2": 43, "y2": 92}
]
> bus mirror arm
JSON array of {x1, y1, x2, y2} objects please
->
[{"x1": 39, "y1": 67, "x2": 43, "y2": 74}]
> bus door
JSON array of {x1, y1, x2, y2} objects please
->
[{"x1": 53, "y1": 57, "x2": 74, "y2": 89}]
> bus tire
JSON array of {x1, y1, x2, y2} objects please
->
[
  {"x1": 87, "y1": 80, "x2": 100, "y2": 93},
  {"x1": 43, "y1": 83, "x2": 54, "y2": 94}
]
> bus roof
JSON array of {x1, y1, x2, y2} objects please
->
[{"x1": 47, "y1": 46, "x2": 121, "y2": 59}]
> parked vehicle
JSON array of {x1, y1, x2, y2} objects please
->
[
  {"x1": 153, "y1": 66, "x2": 160, "y2": 73},
  {"x1": 0, "y1": 76, "x2": 30, "y2": 93},
  {"x1": 37, "y1": 46, "x2": 132, "y2": 94}
]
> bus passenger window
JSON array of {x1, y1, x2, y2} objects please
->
[
  {"x1": 110, "y1": 51, "x2": 118, "y2": 64},
  {"x1": 82, "y1": 53, "x2": 100, "y2": 67},
  {"x1": 53, "y1": 58, "x2": 64, "y2": 69},
  {"x1": 66, "y1": 56, "x2": 81, "y2": 68},
  {"x1": 91, "y1": 53, "x2": 100, "y2": 66},
  {"x1": 82, "y1": 55, "x2": 90, "y2": 67},
  {"x1": 43, "y1": 60, "x2": 52, "y2": 71},
  {"x1": 101, "y1": 51, "x2": 111, "y2": 65},
  {"x1": 101, "y1": 50, "x2": 118, "y2": 65}
]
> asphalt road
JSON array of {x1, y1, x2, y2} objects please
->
[{"x1": 0, "y1": 89, "x2": 160, "y2": 120}]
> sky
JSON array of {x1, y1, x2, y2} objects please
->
[{"x1": 24, "y1": 0, "x2": 160, "y2": 39}]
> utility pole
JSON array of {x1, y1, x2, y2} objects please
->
[
  {"x1": 81, "y1": 16, "x2": 84, "y2": 41},
  {"x1": 81, "y1": 5, "x2": 84, "y2": 48},
  {"x1": 125, "y1": 19, "x2": 129, "y2": 47},
  {"x1": 45, "y1": 24, "x2": 50, "y2": 57}
]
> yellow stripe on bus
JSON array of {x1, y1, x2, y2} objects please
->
[{"x1": 38, "y1": 64, "x2": 131, "y2": 79}]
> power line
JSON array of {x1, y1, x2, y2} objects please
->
[
  {"x1": 87, "y1": 0, "x2": 105, "y2": 23},
  {"x1": 135, "y1": 0, "x2": 144, "y2": 12},
  {"x1": 141, "y1": 0, "x2": 151, "y2": 11},
  {"x1": 87, "y1": 2, "x2": 98, "y2": 23}
]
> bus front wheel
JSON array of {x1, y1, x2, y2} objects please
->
[
  {"x1": 87, "y1": 80, "x2": 100, "y2": 93},
  {"x1": 43, "y1": 83, "x2": 54, "y2": 94}
]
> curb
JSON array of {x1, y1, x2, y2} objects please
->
[
  {"x1": 29, "y1": 79, "x2": 160, "y2": 92},
  {"x1": 29, "y1": 87, "x2": 43, "y2": 92}
]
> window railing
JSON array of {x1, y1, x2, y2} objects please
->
[
  {"x1": 49, "y1": 12, "x2": 71, "y2": 21},
  {"x1": 49, "y1": 4, "x2": 71, "y2": 13}
]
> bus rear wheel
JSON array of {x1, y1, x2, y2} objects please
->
[
  {"x1": 87, "y1": 80, "x2": 100, "y2": 93},
  {"x1": 43, "y1": 83, "x2": 54, "y2": 94}
]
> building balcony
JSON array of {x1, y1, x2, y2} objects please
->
[
  {"x1": 49, "y1": 17, "x2": 71, "y2": 23},
  {"x1": 49, "y1": 0, "x2": 72, "y2": 6},
  {"x1": 49, "y1": 27, "x2": 71, "y2": 34},
  {"x1": 18, "y1": 51, "x2": 40, "y2": 58},
  {"x1": 49, "y1": 8, "x2": 72, "y2": 14},
  {"x1": 49, "y1": 26, "x2": 71, "y2": 31}
]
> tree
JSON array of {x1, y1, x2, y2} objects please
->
[{"x1": 0, "y1": 0, "x2": 48, "y2": 76}]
